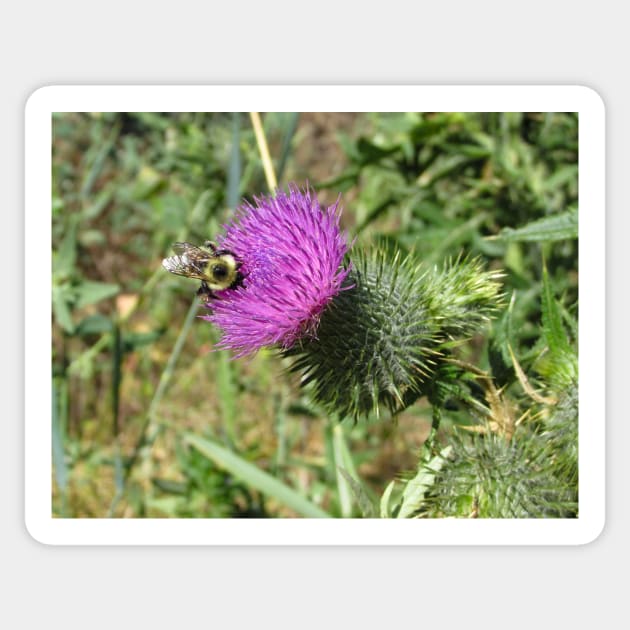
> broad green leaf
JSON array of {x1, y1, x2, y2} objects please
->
[
  {"x1": 75, "y1": 314, "x2": 112, "y2": 337},
  {"x1": 494, "y1": 209, "x2": 578, "y2": 242},
  {"x1": 52, "y1": 285, "x2": 75, "y2": 334},
  {"x1": 75, "y1": 281, "x2": 120, "y2": 309},
  {"x1": 54, "y1": 215, "x2": 78, "y2": 279},
  {"x1": 184, "y1": 433, "x2": 331, "y2": 518}
]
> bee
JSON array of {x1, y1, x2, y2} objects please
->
[{"x1": 162, "y1": 241, "x2": 244, "y2": 302}]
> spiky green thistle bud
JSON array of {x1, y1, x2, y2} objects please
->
[{"x1": 285, "y1": 247, "x2": 504, "y2": 420}]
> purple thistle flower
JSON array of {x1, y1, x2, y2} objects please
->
[{"x1": 203, "y1": 185, "x2": 351, "y2": 357}]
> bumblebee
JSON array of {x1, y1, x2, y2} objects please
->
[{"x1": 162, "y1": 241, "x2": 244, "y2": 301}]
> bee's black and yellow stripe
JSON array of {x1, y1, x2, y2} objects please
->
[
  {"x1": 201, "y1": 252, "x2": 240, "y2": 291},
  {"x1": 162, "y1": 241, "x2": 243, "y2": 300}
]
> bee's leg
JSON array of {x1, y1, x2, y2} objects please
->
[
  {"x1": 203, "y1": 240, "x2": 218, "y2": 252},
  {"x1": 232, "y1": 271, "x2": 246, "y2": 289},
  {"x1": 197, "y1": 281, "x2": 215, "y2": 302}
]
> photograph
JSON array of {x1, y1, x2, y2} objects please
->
[{"x1": 48, "y1": 106, "x2": 581, "y2": 525}]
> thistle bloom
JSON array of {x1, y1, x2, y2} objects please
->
[
  {"x1": 201, "y1": 184, "x2": 502, "y2": 420},
  {"x1": 203, "y1": 185, "x2": 351, "y2": 357}
]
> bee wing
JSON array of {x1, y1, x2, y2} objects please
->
[
  {"x1": 162, "y1": 243, "x2": 212, "y2": 279},
  {"x1": 162, "y1": 241, "x2": 224, "y2": 280},
  {"x1": 172, "y1": 242, "x2": 204, "y2": 256},
  {"x1": 161, "y1": 255, "x2": 204, "y2": 279}
]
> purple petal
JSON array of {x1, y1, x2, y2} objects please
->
[{"x1": 202, "y1": 184, "x2": 351, "y2": 357}]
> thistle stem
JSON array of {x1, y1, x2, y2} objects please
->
[{"x1": 424, "y1": 405, "x2": 442, "y2": 457}]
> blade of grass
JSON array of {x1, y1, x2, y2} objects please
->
[
  {"x1": 184, "y1": 433, "x2": 331, "y2": 518},
  {"x1": 331, "y1": 422, "x2": 372, "y2": 517},
  {"x1": 250, "y1": 112, "x2": 277, "y2": 191},
  {"x1": 337, "y1": 467, "x2": 375, "y2": 518},
  {"x1": 227, "y1": 112, "x2": 242, "y2": 208},
  {"x1": 80, "y1": 118, "x2": 120, "y2": 198},
  {"x1": 52, "y1": 378, "x2": 69, "y2": 516},
  {"x1": 276, "y1": 112, "x2": 299, "y2": 183},
  {"x1": 111, "y1": 321, "x2": 122, "y2": 435},
  {"x1": 380, "y1": 480, "x2": 397, "y2": 518},
  {"x1": 332, "y1": 424, "x2": 354, "y2": 517}
]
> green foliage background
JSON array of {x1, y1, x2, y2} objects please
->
[{"x1": 52, "y1": 112, "x2": 578, "y2": 518}]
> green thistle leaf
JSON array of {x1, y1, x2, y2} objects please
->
[
  {"x1": 537, "y1": 262, "x2": 578, "y2": 388},
  {"x1": 493, "y1": 208, "x2": 578, "y2": 242}
]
